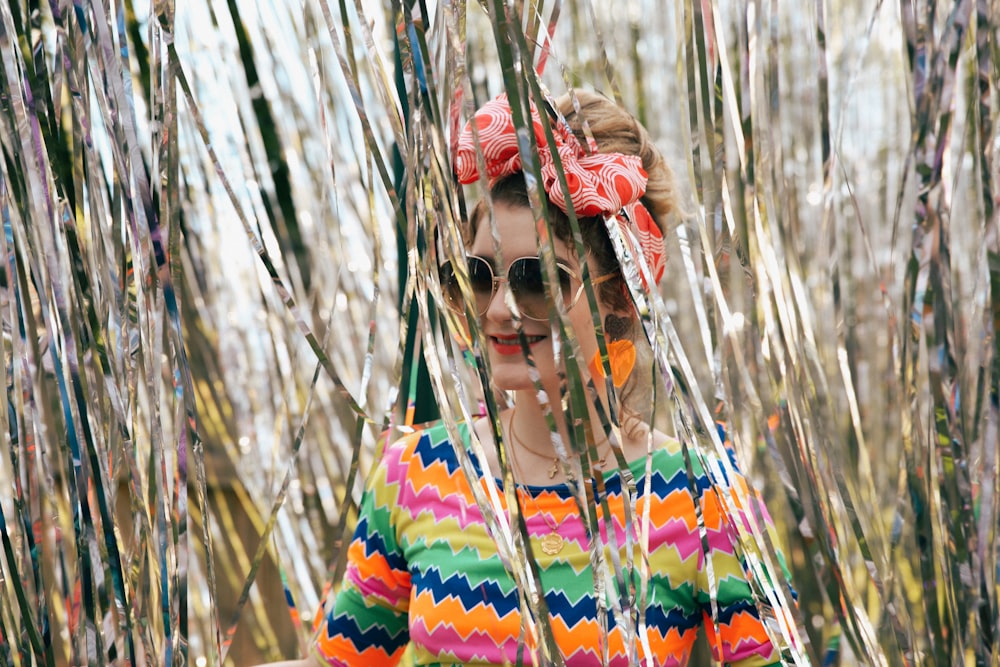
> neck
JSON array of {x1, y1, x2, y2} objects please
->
[
  {"x1": 510, "y1": 389, "x2": 618, "y2": 450},
  {"x1": 507, "y1": 391, "x2": 622, "y2": 482},
  {"x1": 509, "y1": 391, "x2": 568, "y2": 453}
]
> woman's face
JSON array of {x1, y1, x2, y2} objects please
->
[{"x1": 467, "y1": 202, "x2": 605, "y2": 393}]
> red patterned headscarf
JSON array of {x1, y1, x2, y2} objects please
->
[{"x1": 454, "y1": 94, "x2": 666, "y2": 287}]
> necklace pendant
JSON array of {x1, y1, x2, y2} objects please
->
[
  {"x1": 547, "y1": 459, "x2": 559, "y2": 479},
  {"x1": 540, "y1": 531, "x2": 564, "y2": 555}
]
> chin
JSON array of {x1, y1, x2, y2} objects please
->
[
  {"x1": 490, "y1": 370, "x2": 534, "y2": 393},
  {"x1": 488, "y1": 360, "x2": 559, "y2": 393}
]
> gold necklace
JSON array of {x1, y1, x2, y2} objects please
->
[
  {"x1": 521, "y1": 487, "x2": 566, "y2": 556},
  {"x1": 509, "y1": 412, "x2": 559, "y2": 479},
  {"x1": 507, "y1": 434, "x2": 568, "y2": 556},
  {"x1": 508, "y1": 407, "x2": 613, "y2": 479}
]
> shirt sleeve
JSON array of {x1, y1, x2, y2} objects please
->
[
  {"x1": 695, "y1": 447, "x2": 792, "y2": 667},
  {"x1": 312, "y1": 442, "x2": 412, "y2": 667}
]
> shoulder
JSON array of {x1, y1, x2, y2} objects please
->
[
  {"x1": 383, "y1": 420, "x2": 468, "y2": 460},
  {"x1": 373, "y1": 421, "x2": 471, "y2": 489},
  {"x1": 639, "y1": 431, "x2": 744, "y2": 496},
  {"x1": 640, "y1": 432, "x2": 699, "y2": 477}
]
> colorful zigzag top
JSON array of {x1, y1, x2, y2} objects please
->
[{"x1": 313, "y1": 422, "x2": 785, "y2": 666}]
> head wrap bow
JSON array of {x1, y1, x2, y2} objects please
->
[{"x1": 454, "y1": 94, "x2": 666, "y2": 287}]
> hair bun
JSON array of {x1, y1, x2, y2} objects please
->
[{"x1": 556, "y1": 91, "x2": 678, "y2": 231}]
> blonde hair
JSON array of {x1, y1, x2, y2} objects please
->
[
  {"x1": 555, "y1": 90, "x2": 679, "y2": 230},
  {"x1": 555, "y1": 91, "x2": 676, "y2": 437}
]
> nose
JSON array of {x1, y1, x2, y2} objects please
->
[{"x1": 483, "y1": 280, "x2": 514, "y2": 322}]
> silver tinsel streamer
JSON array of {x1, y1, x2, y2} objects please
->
[{"x1": 0, "y1": 0, "x2": 997, "y2": 665}]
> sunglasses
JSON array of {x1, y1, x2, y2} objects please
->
[{"x1": 440, "y1": 255, "x2": 584, "y2": 321}]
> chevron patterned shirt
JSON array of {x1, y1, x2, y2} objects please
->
[{"x1": 313, "y1": 422, "x2": 785, "y2": 666}]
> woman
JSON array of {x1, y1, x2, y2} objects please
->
[{"x1": 264, "y1": 90, "x2": 787, "y2": 666}]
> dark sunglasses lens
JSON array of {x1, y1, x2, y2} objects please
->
[
  {"x1": 507, "y1": 258, "x2": 545, "y2": 296},
  {"x1": 439, "y1": 261, "x2": 463, "y2": 311},
  {"x1": 508, "y1": 258, "x2": 576, "y2": 319},
  {"x1": 465, "y1": 257, "x2": 494, "y2": 292},
  {"x1": 467, "y1": 257, "x2": 497, "y2": 314},
  {"x1": 556, "y1": 265, "x2": 574, "y2": 295},
  {"x1": 439, "y1": 257, "x2": 497, "y2": 315}
]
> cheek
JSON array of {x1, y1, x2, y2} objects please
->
[
  {"x1": 571, "y1": 304, "x2": 605, "y2": 345},
  {"x1": 577, "y1": 333, "x2": 601, "y2": 368},
  {"x1": 560, "y1": 320, "x2": 601, "y2": 371}
]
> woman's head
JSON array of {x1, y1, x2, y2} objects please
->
[
  {"x1": 452, "y1": 90, "x2": 678, "y2": 413},
  {"x1": 463, "y1": 90, "x2": 678, "y2": 315}
]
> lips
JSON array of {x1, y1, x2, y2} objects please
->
[{"x1": 489, "y1": 333, "x2": 547, "y2": 355}]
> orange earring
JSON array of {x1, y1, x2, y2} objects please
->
[{"x1": 589, "y1": 339, "x2": 636, "y2": 388}]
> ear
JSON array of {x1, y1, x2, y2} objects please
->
[
  {"x1": 611, "y1": 281, "x2": 638, "y2": 321},
  {"x1": 603, "y1": 313, "x2": 633, "y2": 341}
]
